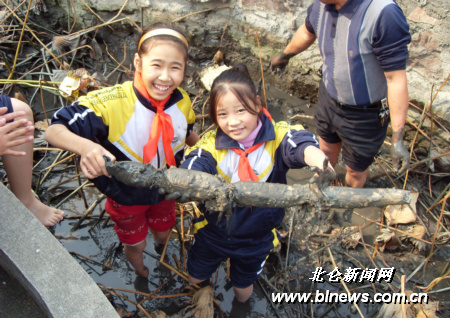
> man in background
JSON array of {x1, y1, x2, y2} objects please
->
[{"x1": 271, "y1": 0, "x2": 411, "y2": 187}]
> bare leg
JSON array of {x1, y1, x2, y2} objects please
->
[
  {"x1": 188, "y1": 274, "x2": 206, "y2": 285},
  {"x1": 318, "y1": 137, "x2": 341, "y2": 167},
  {"x1": 345, "y1": 165, "x2": 368, "y2": 188},
  {"x1": 3, "y1": 99, "x2": 64, "y2": 226},
  {"x1": 150, "y1": 228, "x2": 171, "y2": 245},
  {"x1": 233, "y1": 285, "x2": 253, "y2": 303},
  {"x1": 124, "y1": 240, "x2": 149, "y2": 277},
  {"x1": 319, "y1": 137, "x2": 367, "y2": 187}
]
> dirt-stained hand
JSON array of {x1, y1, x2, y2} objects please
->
[
  {"x1": 309, "y1": 157, "x2": 336, "y2": 189},
  {"x1": 391, "y1": 138, "x2": 410, "y2": 174},
  {"x1": 79, "y1": 141, "x2": 115, "y2": 179},
  {"x1": 270, "y1": 52, "x2": 296, "y2": 75}
]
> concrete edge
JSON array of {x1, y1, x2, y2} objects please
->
[{"x1": 0, "y1": 183, "x2": 119, "y2": 318}]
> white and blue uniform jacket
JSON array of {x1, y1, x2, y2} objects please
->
[
  {"x1": 51, "y1": 81, "x2": 196, "y2": 205},
  {"x1": 180, "y1": 114, "x2": 319, "y2": 244}
]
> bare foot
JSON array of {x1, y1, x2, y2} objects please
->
[
  {"x1": 25, "y1": 197, "x2": 64, "y2": 226},
  {"x1": 135, "y1": 266, "x2": 149, "y2": 277}
]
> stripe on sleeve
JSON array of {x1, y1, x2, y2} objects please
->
[
  {"x1": 68, "y1": 109, "x2": 94, "y2": 125},
  {"x1": 187, "y1": 148, "x2": 202, "y2": 170}
]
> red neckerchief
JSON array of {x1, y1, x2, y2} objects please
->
[
  {"x1": 134, "y1": 71, "x2": 176, "y2": 166},
  {"x1": 229, "y1": 107, "x2": 272, "y2": 181},
  {"x1": 231, "y1": 142, "x2": 265, "y2": 181},
  {"x1": 260, "y1": 106, "x2": 272, "y2": 122}
]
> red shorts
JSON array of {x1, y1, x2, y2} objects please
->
[{"x1": 105, "y1": 197, "x2": 176, "y2": 245}]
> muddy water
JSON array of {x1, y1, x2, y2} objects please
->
[{"x1": 33, "y1": 84, "x2": 446, "y2": 317}]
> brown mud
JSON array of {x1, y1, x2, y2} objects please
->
[{"x1": 105, "y1": 159, "x2": 416, "y2": 211}]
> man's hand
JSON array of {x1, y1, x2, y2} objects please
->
[
  {"x1": 270, "y1": 52, "x2": 296, "y2": 74},
  {"x1": 391, "y1": 130, "x2": 410, "y2": 174},
  {"x1": 309, "y1": 157, "x2": 336, "y2": 189}
]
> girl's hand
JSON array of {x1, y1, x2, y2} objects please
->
[
  {"x1": 0, "y1": 107, "x2": 28, "y2": 123},
  {"x1": 309, "y1": 157, "x2": 336, "y2": 189},
  {"x1": 79, "y1": 141, "x2": 115, "y2": 179},
  {"x1": 0, "y1": 108, "x2": 34, "y2": 156}
]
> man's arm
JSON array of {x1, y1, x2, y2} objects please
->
[
  {"x1": 385, "y1": 69, "x2": 410, "y2": 173},
  {"x1": 385, "y1": 69, "x2": 408, "y2": 134},
  {"x1": 271, "y1": 23, "x2": 317, "y2": 70},
  {"x1": 284, "y1": 23, "x2": 317, "y2": 56}
]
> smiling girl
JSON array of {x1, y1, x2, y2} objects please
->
[
  {"x1": 45, "y1": 23, "x2": 199, "y2": 277},
  {"x1": 179, "y1": 64, "x2": 333, "y2": 304}
]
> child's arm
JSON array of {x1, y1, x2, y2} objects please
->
[
  {"x1": 45, "y1": 124, "x2": 115, "y2": 179},
  {"x1": 278, "y1": 126, "x2": 335, "y2": 187},
  {"x1": 185, "y1": 131, "x2": 200, "y2": 147},
  {"x1": 0, "y1": 107, "x2": 34, "y2": 156},
  {"x1": 304, "y1": 145, "x2": 331, "y2": 170},
  {"x1": 304, "y1": 145, "x2": 335, "y2": 187}
]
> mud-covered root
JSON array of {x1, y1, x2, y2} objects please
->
[
  {"x1": 105, "y1": 158, "x2": 234, "y2": 212},
  {"x1": 104, "y1": 157, "x2": 169, "y2": 188},
  {"x1": 105, "y1": 160, "x2": 417, "y2": 212}
]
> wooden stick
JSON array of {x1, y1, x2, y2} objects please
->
[
  {"x1": 374, "y1": 156, "x2": 398, "y2": 188},
  {"x1": 71, "y1": 194, "x2": 106, "y2": 232},
  {"x1": 180, "y1": 204, "x2": 187, "y2": 271},
  {"x1": 256, "y1": 31, "x2": 268, "y2": 110},
  {"x1": 326, "y1": 245, "x2": 365, "y2": 318},
  {"x1": 426, "y1": 193, "x2": 450, "y2": 268},
  {"x1": 401, "y1": 275, "x2": 407, "y2": 318},
  {"x1": 41, "y1": 153, "x2": 76, "y2": 171},
  {"x1": 70, "y1": 251, "x2": 113, "y2": 270}
]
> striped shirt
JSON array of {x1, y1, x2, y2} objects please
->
[{"x1": 305, "y1": 0, "x2": 410, "y2": 106}]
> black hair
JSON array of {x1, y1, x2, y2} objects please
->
[
  {"x1": 137, "y1": 23, "x2": 188, "y2": 62},
  {"x1": 209, "y1": 64, "x2": 260, "y2": 125}
]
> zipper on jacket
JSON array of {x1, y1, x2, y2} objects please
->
[
  {"x1": 227, "y1": 206, "x2": 235, "y2": 240},
  {"x1": 156, "y1": 148, "x2": 160, "y2": 168}
]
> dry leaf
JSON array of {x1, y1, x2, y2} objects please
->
[
  {"x1": 14, "y1": 91, "x2": 28, "y2": 104},
  {"x1": 34, "y1": 120, "x2": 49, "y2": 131},
  {"x1": 330, "y1": 228, "x2": 341, "y2": 241},
  {"x1": 213, "y1": 50, "x2": 224, "y2": 65},
  {"x1": 378, "y1": 302, "x2": 413, "y2": 318},
  {"x1": 412, "y1": 300, "x2": 439, "y2": 318},
  {"x1": 384, "y1": 204, "x2": 417, "y2": 226},
  {"x1": 375, "y1": 229, "x2": 404, "y2": 252},
  {"x1": 401, "y1": 224, "x2": 427, "y2": 253},
  {"x1": 149, "y1": 309, "x2": 167, "y2": 318},
  {"x1": 52, "y1": 34, "x2": 80, "y2": 55},
  {"x1": 435, "y1": 232, "x2": 450, "y2": 244},
  {"x1": 59, "y1": 68, "x2": 91, "y2": 98},
  {"x1": 341, "y1": 226, "x2": 361, "y2": 249},
  {"x1": 199, "y1": 64, "x2": 231, "y2": 91},
  {"x1": 190, "y1": 285, "x2": 214, "y2": 318}
]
